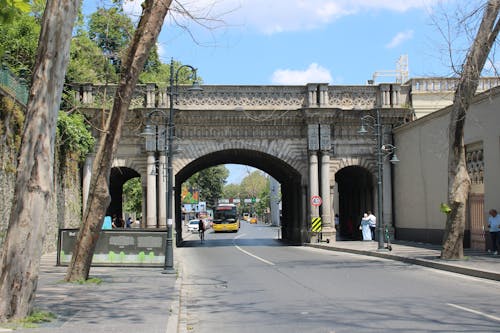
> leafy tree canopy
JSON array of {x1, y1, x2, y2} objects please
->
[
  {"x1": 0, "y1": 12, "x2": 40, "y2": 81},
  {"x1": 123, "y1": 177, "x2": 142, "y2": 216},
  {"x1": 0, "y1": 0, "x2": 31, "y2": 24},
  {"x1": 185, "y1": 166, "x2": 229, "y2": 209}
]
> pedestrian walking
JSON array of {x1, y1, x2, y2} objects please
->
[
  {"x1": 360, "y1": 213, "x2": 372, "y2": 241},
  {"x1": 488, "y1": 209, "x2": 500, "y2": 255},
  {"x1": 367, "y1": 210, "x2": 376, "y2": 240}
]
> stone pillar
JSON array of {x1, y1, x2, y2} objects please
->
[
  {"x1": 270, "y1": 176, "x2": 280, "y2": 226},
  {"x1": 82, "y1": 154, "x2": 94, "y2": 213},
  {"x1": 319, "y1": 84, "x2": 329, "y2": 107},
  {"x1": 309, "y1": 152, "x2": 319, "y2": 218},
  {"x1": 320, "y1": 151, "x2": 335, "y2": 241},
  {"x1": 146, "y1": 83, "x2": 156, "y2": 108},
  {"x1": 392, "y1": 85, "x2": 401, "y2": 107},
  {"x1": 82, "y1": 84, "x2": 93, "y2": 104},
  {"x1": 146, "y1": 152, "x2": 157, "y2": 228},
  {"x1": 307, "y1": 84, "x2": 318, "y2": 107},
  {"x1": 158, "y1": 153, "x2": 167, "y2": 228}
]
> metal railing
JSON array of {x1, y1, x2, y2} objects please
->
[{"x1": 0, "y1": 65, "x2": 28, "y2": 105}]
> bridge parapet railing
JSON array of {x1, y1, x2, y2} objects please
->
[
  {"x1": 410, "y1": 77, "x2": 500, "y2": 93},
  {"x1": 69, "y1": 83, "x2": 413, "y2": 111}
]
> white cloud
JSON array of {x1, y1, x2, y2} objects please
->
[
  {"x1": 386, "y1": 30, "x2": 414, "y2": 48},
  {"x1": 271, "y1": 63, "x2": 333, "y2": 85},
  {"x1": 123, "y1": 0, "x2": 440, "y2": 35}
]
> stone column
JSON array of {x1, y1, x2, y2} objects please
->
[
  {"x1": 319, "y1": 84, "x2": 329, "y2": 107},
  {"x1": 270, "y1": 176, "x2": 280, "y2": 226},
  {"x1": 82, "y1": 154, "x2": 94, "y2": 213},
  {"x1": 307, "y1": 84, "x2": 318, "y2": 107},
  {"x1": 146, "y1": 152, "x2": 157, "y2": 228},
  {"x1": 320, "y1": 151, "x2": 335, "y2": 241},
  {"x1": 158, "y1": 153, "x2": 167, "y2": 228},
  {"x1": 309, "y1": 152, "x2": 320, "y2": 219}
]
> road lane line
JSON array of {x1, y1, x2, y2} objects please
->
[
  {"x1": 233, "y1": 234, "x2": 275, "y2": 266},
  {"x1": 447, "y1": 303, "x2": 500, "y2": 322}
]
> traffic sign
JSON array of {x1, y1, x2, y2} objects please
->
[{"x1": 311, "y1": 195, "x2": 322, "y2": 207}]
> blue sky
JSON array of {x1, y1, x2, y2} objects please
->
[
  {"x1": 94, "y1": 0, "x2": 483, "y2": 86},
  {"x1": 146, "y1": 0, "x2": 470, "y2": 85},
  {"x1": 84, "y1": 0, "x2": 483, "y2": 183}
]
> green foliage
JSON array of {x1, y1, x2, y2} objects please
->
[
  {"x1": 88, "y1": 6, "x2": 134, "y2": 74},
  {"x1": 20, "y1": 309, "x2": 56, "y2": 326},
  {"x1": 222, "y1": 183, "x2": 243, "y2": 199},
  {"x1": 123, "y1": 177, "x2": 142, "y2": 215},
  {"x1": 239, "y1": 171, "x2": 268, "y2": 215},
  {"x1": 0, "y1": 96, "x2": 25, "y2": 172},
  {"x1": 255, "y1": 177, "x2": 271, "y2": 217},
  {"x1": 185, "y1": 166, "x2": 229, "y2": 209},
  {"x1": 0, "y1": 0, "x2": 30, "y2": 24},
  {"x1": 56, "y1": 111, "x2": 95, "y2": 163},
  {"x1": 240, "y1": 170, "x2": 267, "y2": 198},
  {"x1": 440, "y1": 202, "x2": 452, "y2": 215},
  {"x1": 139, "y1": 60, "x2": 170, "y2": 85},
  {"x1": 69, "y1": 277, "x2": 103, "y2": 285},
  {"x1": 0, "y1": 12, "x2": 40, "y2": 82},
  {"x1": 67, "y1": 32, "x2": 116, "y2": 84}
]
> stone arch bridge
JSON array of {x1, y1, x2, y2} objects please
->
[{"x1": 73, "y1": 81, "x2": 414, "y2": 244}]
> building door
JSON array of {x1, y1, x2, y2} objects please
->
[{"x1": 468, "y1": 193, "x2": 485, "y2": 250}]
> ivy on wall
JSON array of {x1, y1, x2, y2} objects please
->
[
  {"x1": 0, "y1": 95, "x2": 25, "y2": 173},
  {"x1": 56, "y1": 111, "x2": 95, "y2": 172},
  {"x1": 0, "y1": 98, "x2": 95, "y2": 173}
]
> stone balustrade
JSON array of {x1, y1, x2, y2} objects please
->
[
  {"x1": 69, "y1": 82, "x2": 411, "y2": 111},
  {"x1": 410, "y1": 77, "x2": 500, "y2": 93}
]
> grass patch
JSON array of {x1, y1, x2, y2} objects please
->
[
  {"x1": 71, "y1": 277, "x2": 103, "y2": 285},
  {"x1": 58, "y1": 277, "x2": 103, "y2": 285},
  {"x1": 21, "y1": 309, "x2": 56, "y2": 325},
  {"x1": 1, "y1": 309, "x2": 56, "y2": 329}
]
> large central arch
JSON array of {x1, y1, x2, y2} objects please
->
[{"x1": 175, "y1": 149, "x2": 304, "y2": 245}]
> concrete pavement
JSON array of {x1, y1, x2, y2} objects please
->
[
  {"x1": 307, "y1": 239, "x2": 500, "y2": 281},
  {"x1": 0, "y1": 253, "x2": 182, "y2": 333},
  {"x1": 1, "y1": 237, "x2": 499, "y2": 332}
]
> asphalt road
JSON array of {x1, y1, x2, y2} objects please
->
[{"x1": 177, "y1": 222, "x2": 500, "y2": 333}]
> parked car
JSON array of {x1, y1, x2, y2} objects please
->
[
  {"x1": 188, "y1": 219, "x2": 200, "y2": 233},
  {"x1": 250, "y1": 217, "x2": 257, "y2": 224}
]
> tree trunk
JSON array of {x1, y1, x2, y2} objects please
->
[
  {"x1": 0, "y1": 0, "x2": 79, "y2": 322},
  {"x1": 65, "y1": 0, "x2": 173, "y2": 281},
  {"x1": 441, "y1": 0, "x2": 500, "y2": 259}
]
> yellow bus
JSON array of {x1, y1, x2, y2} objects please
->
[{"x1": 212, "y1": 204, "x2": 240, "y2": 232}]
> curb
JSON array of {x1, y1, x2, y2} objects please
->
[
  {"x1": 165, "y1": 263, "x2": 182, "y2": 333},
  {"x1": 306, "y1": 243, "x2": 500, "y2": 282}
]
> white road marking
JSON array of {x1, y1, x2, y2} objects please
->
[
  {"x1": 233, "y1": 234, "x2": 275, "y2": 266},
  {"x1": 447, "y1": 303, "x2": 500, "y2": 322}
]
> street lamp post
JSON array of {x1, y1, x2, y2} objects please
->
[
  {"x1": 359, "y1": 109, "x2": 399, "y2": 250},
  {"x1": 142, "y1": 58, "x2": 201, "y2": 273}
]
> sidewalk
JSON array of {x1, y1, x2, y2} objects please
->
[
  {"x1": 307, "y1": 239, "x2": 500, "y2": 281},
  {"x1": 2, "y1": 239, "x2": 498, "y2": 333},
  {"x1": 0, "y1": 253, "x2": 182, "y2": 333}
]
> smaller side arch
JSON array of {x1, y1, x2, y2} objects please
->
[
  {"x1": 107, "y1": 167, "x2": 141, "y2": 219},
  {"x1": 335, "y1": 166, "x2": 375, "y2": 240}
]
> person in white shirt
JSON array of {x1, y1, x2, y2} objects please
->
[
  {"x1": 487, "y1": 209, "x2": 500, "y2": 255},
  {"x1": 367, "y1": 210, "x2": 376, "y2": 241}
]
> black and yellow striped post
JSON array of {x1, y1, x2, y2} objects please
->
[
  {"x1": 311, "y1": 217, "x2": 322, "y2": 232},
  {"x1": 311, "y1": 217, "x2": 322, "y2": 243}
]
